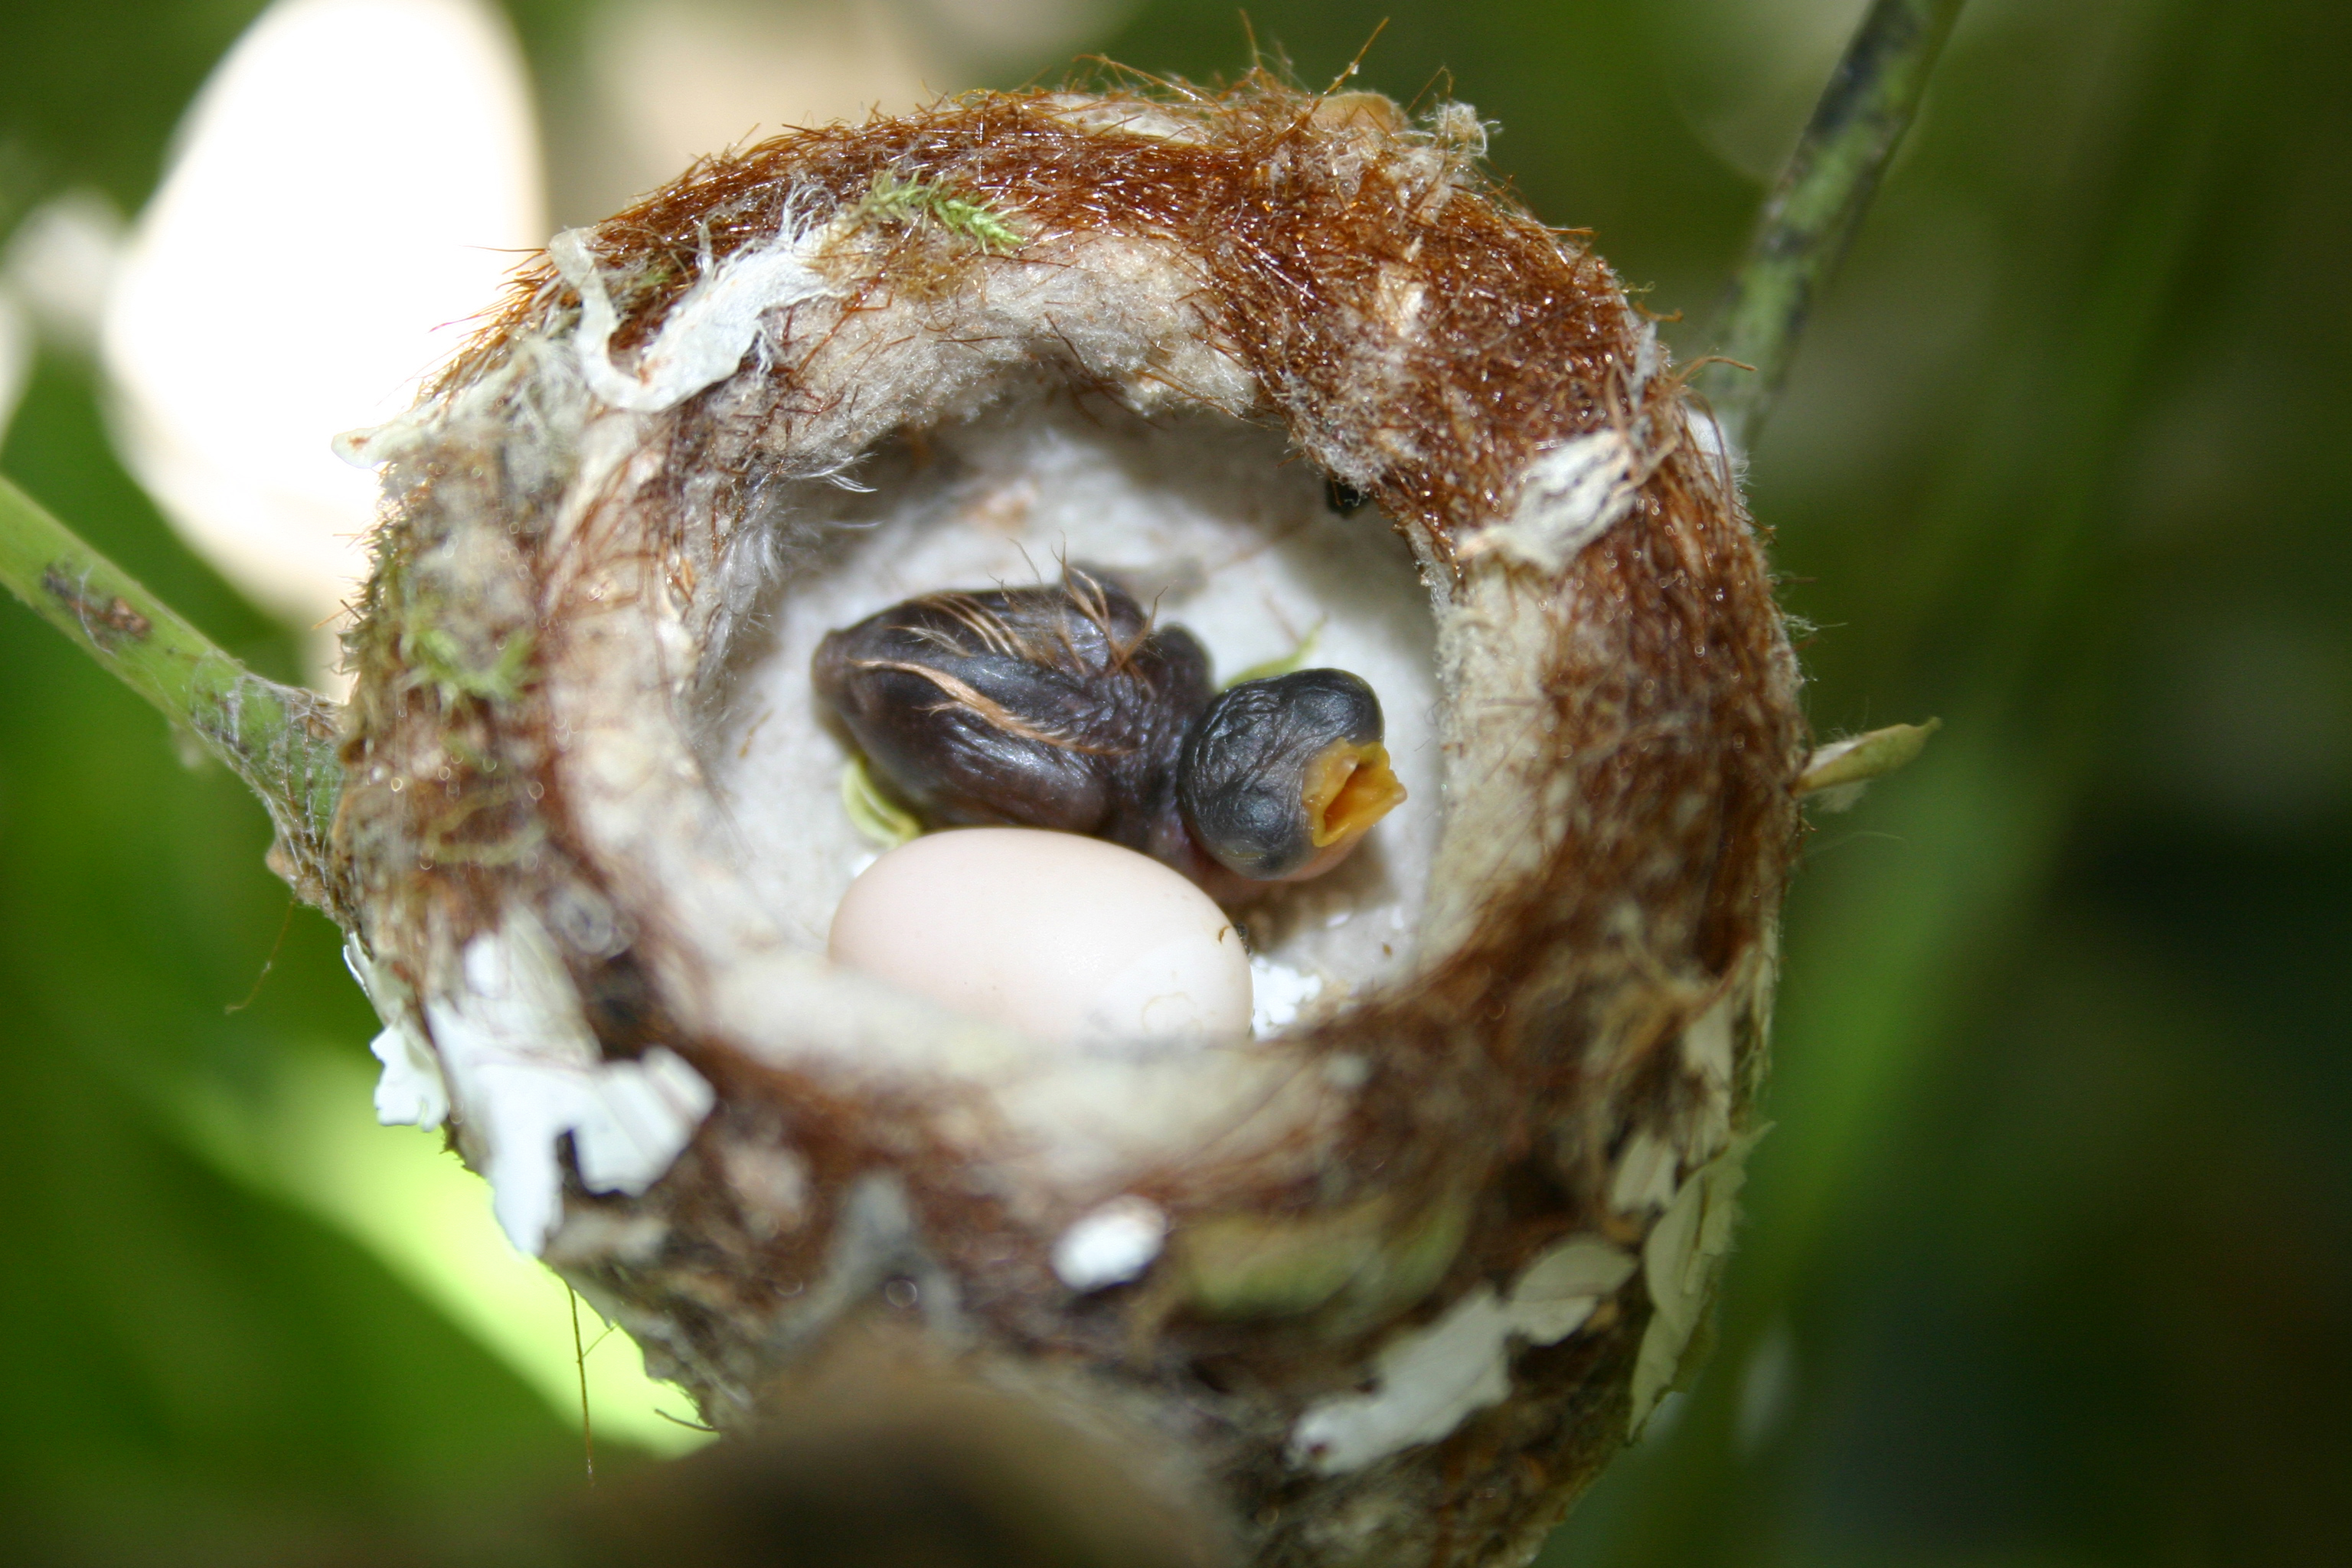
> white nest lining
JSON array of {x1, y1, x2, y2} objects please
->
[
  {"x1": 705, "y1": 397, "x2": 1443, "y2": 1001},
  {"x1": 576, "y1": 397, "x2": 1445, "y2": 1204},
  {"x1": 549, "y1": 217, "x2": 832, "y2": 413},
  {"x1": 513, "y1": 224, "x2": 1474, "y2": 1206}
]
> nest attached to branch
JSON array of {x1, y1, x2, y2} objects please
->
[{"x1": 332, "y1": 75, "x2": 1805, "y2": 1568}]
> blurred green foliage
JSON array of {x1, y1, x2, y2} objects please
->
[{"x1": 5, "y1": 0, "x2": 2347, "y2": 1563}]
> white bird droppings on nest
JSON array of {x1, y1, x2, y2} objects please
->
[
  {"x1": 411, "y1": 915, "x2": 716, "y2": 1253},
  {"x1": 1250, "y1": 953, "x2": 1326, "y2": 1037},
  {"x1": 1051, "y1": 1196, "x2": 1171, "y2": 1292},
  {"x1": 1288, "y1": 1233, "x2": 1639, "y2": 1475}
]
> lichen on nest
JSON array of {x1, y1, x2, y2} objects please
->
[{"x1": 332, "y1": 70, "x2": 1805, "y2": 1568}]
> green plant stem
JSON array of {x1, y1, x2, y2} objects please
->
[
  {"x1": 1697, "y1": 0, "x2": 1968, "y2": 453},
  {"x1": 0, "y1": 472, "x2": 348, "y2": 920}
]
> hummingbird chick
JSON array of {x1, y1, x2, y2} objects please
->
[
  {"x1": 813, "y1": 568, "x2": 1404, "y2": 896},
  {"x1": 1178, "y1": 668, "x2": 1403, "y2": 882}
]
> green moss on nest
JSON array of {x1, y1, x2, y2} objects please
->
[
  {"x1": 403, "y1": 622, "x2": 534, "y2": 706},
  {"x1": 852, "y1": 172, "x2": 1025, "y2": 253},
  {"x1": 358, "y1": 549, "x2": 537, "y2": 710}
]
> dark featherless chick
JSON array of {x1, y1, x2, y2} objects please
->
[{"x1": 813, "y1": 567, "x2": 1404, "y2": 900}]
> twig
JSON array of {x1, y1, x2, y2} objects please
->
[
  {"x1": 0, "y1": 472, "x2": 348, "y2": 921},
  {"x1": 224, "y1": 894, "x2": 299, "y2": 1014},
  {"x1": 1697, "y1": 0, "x2": 1968, "y2": 453},
  {"x1": 569, "y1": 1285, "x2": 597, "y2": 1486}
]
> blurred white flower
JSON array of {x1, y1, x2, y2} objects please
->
[
  {"x1": 575, "y1": 0, "x2": 1134, "y2": 208},
  {"x1": 2, "y1": 189, "x2": 129, "y2": 444},
  {"x1": 5, "y1": 190, "x2": 126, "y2": 351},
  {"x1": 582, "y1": 0, "x2": 936, "y2": 207},
  {"x1": 0, "y1": 289, "x2": 26, "y2": 443},
  {"x1": 100, "y1": 0, "x2": 544, "y2": 688},
  {"x1": 88, "y1": 0, "x2": 1126, "y2": 688}
]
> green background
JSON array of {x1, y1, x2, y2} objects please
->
[{"x1": 3, "y1": 0, "x2": 2345, "y2": 1562}]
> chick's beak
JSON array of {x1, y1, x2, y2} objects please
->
[{"x1": 1290, "y1": 740, "x2": 1406, "y2": 877}]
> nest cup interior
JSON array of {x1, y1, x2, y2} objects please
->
[{"x1": 698, "y1": 392, "x2": 1442, "y2": 1028}]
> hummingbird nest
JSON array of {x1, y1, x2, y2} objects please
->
[{"x1": 332, "y1": 74, "x2": 1805, "y2": 1568}]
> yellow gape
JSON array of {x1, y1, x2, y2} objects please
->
[{"x1": 1305, "y1": 740, "x2": 1406, "y2": 851}]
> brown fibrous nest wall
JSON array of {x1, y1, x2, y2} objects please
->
[{"x1": 329, "y1": 73, "x2": 1808, "y2": 1568}]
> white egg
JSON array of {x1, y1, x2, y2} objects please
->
[{"x1": 827, "y1": 828, "x2": 1253, "y2": 1047}]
